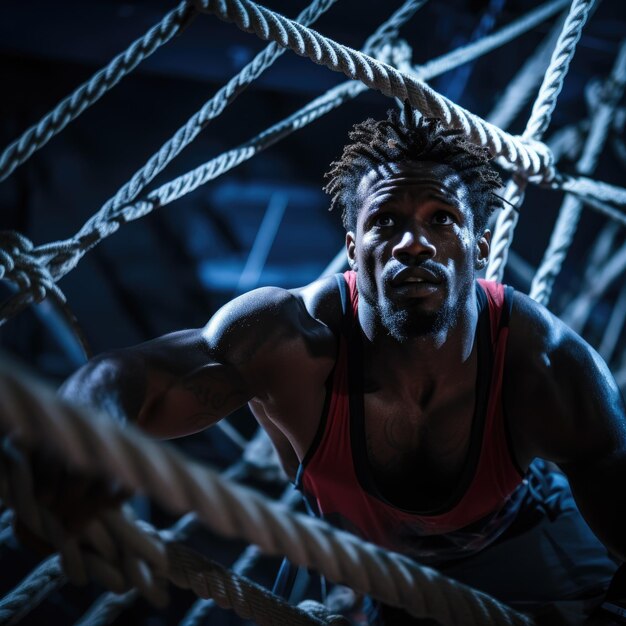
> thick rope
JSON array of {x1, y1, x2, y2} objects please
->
[
  {"x1": 487, "y1": 0, "x2": 595, "y2": 281},
  {"x1": 168, "y1": 542, "x2": 347, "y2": 626},
  {"x1": 554, "y1": 172, "x2": 626, "y2": 207},
  {"x1": 180, "y1": 486, "x2": 303, "y2": 626},
  {"x1": 0, "y1": 1, "x2": 197, "y2": 184},
  {"x1": 0, "y1": 0, "x2": 572, "y2": 327},
  {"x1": 530, "y1": 39, "x2": 626, "y2": 306},
  {"x1": 193, "y1": 0, "x2": 554, "y2": 178},
  {"x1": 83, "y1": 0, "x2": 337, "y2": 235},
  {"x1": 0, "y1": 363, "x2": 532, "y2": 626},
  {"x1": 0, "y1": 556, "x2": 65, "y2": 624}
]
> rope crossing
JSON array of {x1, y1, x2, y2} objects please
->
[
  {"x1": 0, "y1": 361, "x2": 531, "y2": 626},
  {"x1": 0, "y1": 0, "x2": 625, "y2": 624}
]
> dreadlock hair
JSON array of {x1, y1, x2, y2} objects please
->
[{"x1": 323, "y1": 106, "x2": 504, "y2": 236}]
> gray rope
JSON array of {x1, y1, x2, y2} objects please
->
[
  {"x1": 487, "y1": 0, "x2": 596, "y2": 281},
  {"x1": 180, "y1": 486, "x2": 302, "y2": 626},
  {"x1": 0, "y1": 556, "x2": 66, "y2": 625},
  {"x1": 555, "y1": 172, "x2": 626, "y2": 208},
  {"x1": 524, "y1": 0, "x2": 595, "y2": 141},
  {"x1": 530, "y1": 39, "x2": 626, "y2": 305},
  {"x1": 0, "y1": 363, "x2": 531, "y2": 626},
  {"x1": 0, "y1": 1, "x2": 196, "y2": 183},
  {"x1": 82, "y1": 0, "x2": 337, "y2": 235},
  {"x1": 194, "y1": 0, "x2": 553, "y2": 177}
]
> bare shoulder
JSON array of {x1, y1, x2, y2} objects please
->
[
  {"x1": 505, "y1": 289, "x2": 626, "y2": 466},
  {"x1": 204, "y1": 278, "x2": 341, "y2": 395}
]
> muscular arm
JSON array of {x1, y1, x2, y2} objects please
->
[
  {"x1": 59, "y1": 286, "x2": 333, "y2": 440},
  {"x1": 506, "y1": 292, "x2": 626, "y2": 560}
]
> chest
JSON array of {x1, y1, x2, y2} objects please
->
[{"x1": 362, "y1": 385, "x2": 477, "y2": 510}]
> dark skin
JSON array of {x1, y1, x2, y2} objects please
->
[{"x1": 57, "y1": 160, "x2": 626, "y2": 561}]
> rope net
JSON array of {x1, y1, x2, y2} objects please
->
[{"x1": 0, "y1": 0, "x2": 625, "y2": 625}]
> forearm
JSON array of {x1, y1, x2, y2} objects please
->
[{"x1": 58, "y1": 352, "x2": 147, "y2": 426}]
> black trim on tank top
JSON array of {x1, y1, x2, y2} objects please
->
[
  {"x1": 294, "y1": 273, "x2": 352, "y2": 490},
  {"x1": 348, "y1": 281, "x2": 494, "y2": 516},
  {"x1": 500, "y1": 285, "x2": 526, "y2": 478}
]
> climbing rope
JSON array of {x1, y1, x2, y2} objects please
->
[
  {"x1": 194, "y1": 0, "x2": 554, "y2": 177},
  {"x1": 0, "y1": 0, "x2": 422, "y2": 327},
  {"x1": 0, "y1": 1, "x2": 197, "y2": 183},
  {"x1": 486, "y1": 0, "x2": 596, "y2": 282},
  {"x1": 0, "y1": 0, "x2": 586, "y2": 329},
  {"x1": 530, "y1": 39, "x2": 626, "y2": 305},
  {"x1": 0, "y1": 361, "x2": 531, "y2": 626}
]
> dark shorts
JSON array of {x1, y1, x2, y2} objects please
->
[{"x1": 367, "y1": 461, "x2": 619, "y2": 625}]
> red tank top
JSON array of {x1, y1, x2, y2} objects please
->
[{"x1": 296, "y1": 271, "x2": 525, "y2": 563}]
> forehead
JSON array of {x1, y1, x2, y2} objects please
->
[{"x1": 356, "y1": 161, "x2": 469, "y2": 209}]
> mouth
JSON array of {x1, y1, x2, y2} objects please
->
[{"x1": 391, "y1": 267, "x2": 443, "y2": 287}]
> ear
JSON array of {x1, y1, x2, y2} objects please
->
[
  {"x1": 475, "y1": 230, "x2": 491, "y2": 271},
  {"x1": 346, "y1": 231, "x2": 357, "y2": 271}
]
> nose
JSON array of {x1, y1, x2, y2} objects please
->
[{"x1": 392, "y1": 227, "x2": 436, "y2": 264}]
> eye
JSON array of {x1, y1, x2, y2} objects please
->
[
  {"x1": 432, "y1": 210, "x2": 455, "y2": 225},
  {"x1": 373, "y1": 214, "x2": 395, "y2": 228}
]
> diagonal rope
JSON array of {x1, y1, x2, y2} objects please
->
[
  {"x1": 530, "y1": 39, "x2": 626, "y2": 306},
  {"x1": 193, "y1": 0, "x2": 554, "y2": 178},
  {"x1": 80, "y1": 0, "x2": 338, "y2": 231},
  {"x1": 0, "y1": 1, "x2": 197, "y2": 183},
  {"x1": 0, "y1": 363, "x2": 531, "y2": 626},
  {"x1": 0, "y1": 0, "x2": 598, "y2": 326},
  {"x1": 487, "y1": 0, "x2": 597, "y2": 282}
]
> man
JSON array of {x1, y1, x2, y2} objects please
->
[{"x1": 58, "y1": 111, "x2": 625, "y2": 623}]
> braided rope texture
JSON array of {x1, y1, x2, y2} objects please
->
[
  {"x1": 0, "y1": 1, "x2": 196, "y2": 183},
  {"x1": 0, "y1": 556, "x2": 65, "y2": 624},
  {"x1": 487, "y1": 0, "x2": 594, "y2": 281},
  {"x1": 530, "y1": 40, "x2": 626, "y2": 305},
  {"x1": 89, "y1": 0, "x2": 337, "y2": 229},
  {"x1": 0, "y1": 0, "x2": 588, "y2": 327},
  {"x1": 195, "y1": 0, "x2": 553, "y2": 177},
  {"x1": 0, "y1": 363, "x2": 532, "y2": 626},
  {"x1": 524, "y1": 0, "x2": 595, "y2": 141}
]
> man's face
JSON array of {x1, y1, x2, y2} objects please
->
[{"x1": 346, "y1": 161, "x2": 490, "y2": 340}]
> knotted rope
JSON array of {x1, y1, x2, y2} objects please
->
[
  {"x1": 486, "y1": 0, "x2": 596, "y2": 282},
  {"x1": 0, "y1": 361, "x2": 531, "y2": 626},
  {"x1": 530, "y1": 39, "x2": 626, "y2": 306},
  {"x1": 0, "y1": 0, "x2": 584, "y2": 329},
  {"x1": 194, "y1": 0, "x2": 554, "y2": 178}
]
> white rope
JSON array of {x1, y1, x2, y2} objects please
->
[
  {"x1": 0, "y1": 0, "x2": 579, "y2": 326},
  {"x1": 0, "y1": 361, "x2": 531, "y2": 626},
  {"x1": 530, "y1": 39, "x2": 626, "y2": 305},
  {"x1": 0, "y1": 1, "x2": 196, "y2": 183},
  {"x1": 486, "y1": 0, "x2": 596, "y2": 281},
  {"x1": 193, "y1": 0, "x2": 554, "y2": 177}
]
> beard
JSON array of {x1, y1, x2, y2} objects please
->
[{"x1": 363, "y1": 264, "x2": 472, "y2": 342}]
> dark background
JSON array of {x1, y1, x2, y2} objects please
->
[{"x1": 0, "y1": 0, "x2": 625, "y2": 623}]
